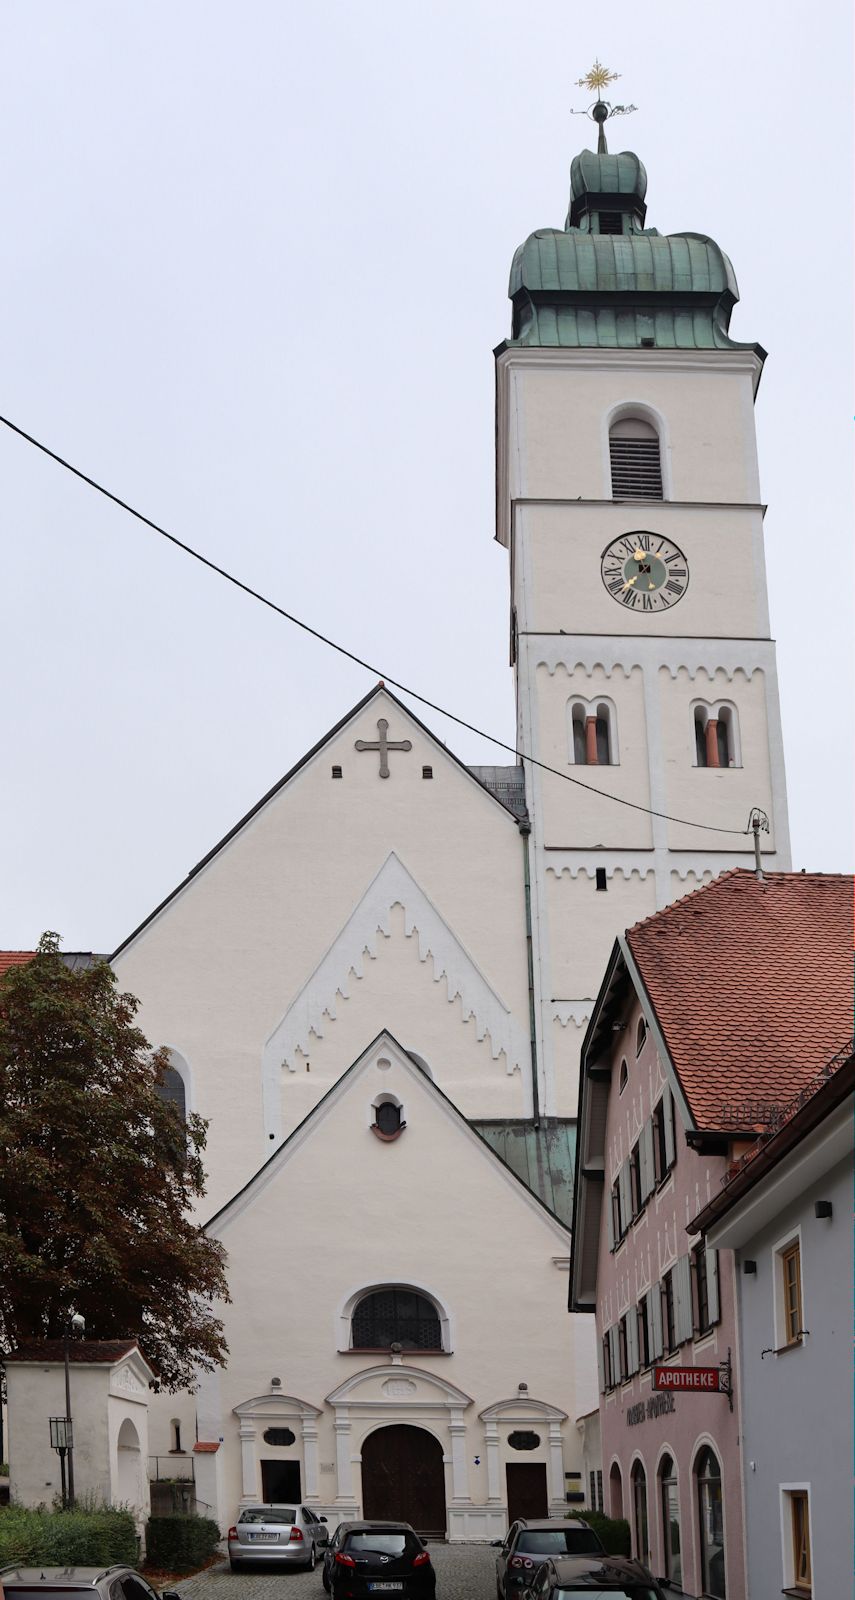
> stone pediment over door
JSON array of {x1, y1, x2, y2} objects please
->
[
  {"x1": 233, "y1": 1392, "x2": 322, "y2": 1506},
  {"x1": 326, "y1": 1363, "x2": 473, "y2": 1412},
  {"x1": 325, "y1": 1364, "x2": 474, "y2": 1508},
  {"x1": 262, "y1": 852, "x2": 529, "y2": 1137}
]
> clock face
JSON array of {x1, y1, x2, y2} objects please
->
[{"x1": 601, "y1": 532, "x2": 689, "y2": 612}]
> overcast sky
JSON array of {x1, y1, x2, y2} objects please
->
[{"x1": 2, "y1": 0, "x2": 852, "y2": 952}]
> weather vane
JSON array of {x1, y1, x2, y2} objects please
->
[{"x1": 571, "y1": 60, "x2": 637, "y2": 154}]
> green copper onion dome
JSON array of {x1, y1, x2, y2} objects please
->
[{"x1": 505, "y1": 135, "x2": 762, "y2": 358}]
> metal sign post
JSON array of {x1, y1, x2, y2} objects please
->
[{"x1": 653, "y1": 1351, "x2": 733, "y2": 1411}]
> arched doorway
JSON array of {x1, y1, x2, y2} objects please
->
[
  {"x1": 609, "y1": 1461, "x2": 624, "y2": 1519},
  {"x1": 361, "y1": 1425, "x2": 446, "y2": 1537},
  {"x1": 116, "y1": 1417, "x2": 142, "y2": 1511}
]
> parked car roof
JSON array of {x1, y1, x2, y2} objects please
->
[
  {"x1": 545, "y1": 1554, "x2": 661, "y2": 1584},
  {"x1": 0, "y1": 1570, "x2": 132, "y2": 1585}
]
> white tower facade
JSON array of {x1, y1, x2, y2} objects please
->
[{"x1": 495, "y1": 141, "x2": 790, "y2": 1117}]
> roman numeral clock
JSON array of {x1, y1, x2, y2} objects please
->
[{"x1": 601, "y1": 532, "x2": 689, "y2": 612}]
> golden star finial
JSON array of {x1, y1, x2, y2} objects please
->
[{"x1": 576, "y1": 60, "x2": 620, "y2": 95}]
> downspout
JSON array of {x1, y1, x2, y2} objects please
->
[{"x1": 520, "y1": 819, "x2": 540, "y2": 1128}]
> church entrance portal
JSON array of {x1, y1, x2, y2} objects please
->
[
  {"x1": 261, "y1": 1459, "x2": 301, "y2": 1503},
  {"x1": 361, "y1": 1425, "x2": 446, "y2": 1537},
  {"x1": 506, "y1": 1462, "x2": 548, "y2": 1524}
]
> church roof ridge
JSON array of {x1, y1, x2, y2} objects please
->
[{"x1": 110, "y1": 682, "x2": 519, "y2": 963}]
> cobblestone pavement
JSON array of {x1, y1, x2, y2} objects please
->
[{"x1": 177, "y1": 1543, "x2": 497, "y2": 1600}]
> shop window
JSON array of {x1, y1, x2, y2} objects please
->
[
  {"x1": 695, "y1": 1446, "x2": 726, "y2": 1598},
  {"x1": 659, "y1": 1454, "x2": 682, "y2": 1589},
  {"x1": 631, "y1": 1460, "x2": 650, "y2": 1567}
]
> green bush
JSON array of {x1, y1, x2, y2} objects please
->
[
  {"x1": 145, "y1": 1515, "x2": 221, "y2": 1574},
  {"x1": 577, "y1": 1508, "x2": 632, "y2": 1556},
  {"x1": 0, "y1": 1504, "x2": 138, "y2": 1566}
]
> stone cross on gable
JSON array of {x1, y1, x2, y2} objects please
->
[{"x1": 354, "y1": 718, "x2": 413, "y2": 778}]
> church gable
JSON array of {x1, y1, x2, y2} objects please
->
[
  {"x1": 208, "y1": 1030, "x2": 571, "y2": 1250},
  {"x1": 261, "y1": 852, "x2": 531, "y2": 1137}
]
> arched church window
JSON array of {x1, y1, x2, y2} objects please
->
[
  {"x1": 609, "y1": 417, "x2": 663, "y2": 500},
  {"x1": 156, "y1": 1060, "x2": 186, "y2": 1121},
  {"x1": 351, "y1": 1288, "x2": 443, "y2": 1351}
]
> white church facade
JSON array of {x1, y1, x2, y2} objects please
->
[{"x1": 106, "y1": 121, "x2": 789, "y2": 1539}]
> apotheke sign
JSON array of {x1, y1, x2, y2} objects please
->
[{"x1": 654, "y1": 1366, "x2": 722, "y2": 1392}]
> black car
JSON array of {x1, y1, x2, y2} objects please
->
[
  {"x1": 322, "y1": 1520, "x2": 436, "y2": 1599},
  {"x1": 495, "y1": 1519, "x2": 604, "y2": 1597},
  {"x1": 521, "y1": 1553, "x2": 668, "y2": 1599}
]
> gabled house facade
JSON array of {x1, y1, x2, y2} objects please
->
[{"x1": 570, "y1": 871, "x2": 852, "y2": 1600}]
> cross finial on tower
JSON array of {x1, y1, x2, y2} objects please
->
[{"x1": 571, "y1": 61, "x2": 637, "y2": 154}]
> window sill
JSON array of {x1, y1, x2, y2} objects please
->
[
  {"x1": 340, "y1": 1347, "x2": 450, "y2": 1357},
  {"x1": 771, "y1": 1337, "x2": 805, "y2": 1356},
  {"x1": 781, "y1": 1588, "x2": 812, "y2": 1598}
]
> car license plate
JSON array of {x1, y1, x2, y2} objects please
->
[
  {"x1": 367, "y1": 1586, "x2": 403, "y2": 1593},
  {"x1": 248, "y1": 1533, "x2": 278, "y2": 1541}
]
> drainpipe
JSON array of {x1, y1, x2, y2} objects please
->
[{"x1": 520, "y1": 820, "x2": 540, "y2": 1128}]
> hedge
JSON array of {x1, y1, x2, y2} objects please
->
[
  {"x1": 145, "y1": 1515, "x2": 221, "y2": 1573},
  {"x1": 577, "y1": 1509, "x2": 632, "y2": 1556},
  {"x1": 0, "y1": 1504, "x2": 138, "y2": 1566}
]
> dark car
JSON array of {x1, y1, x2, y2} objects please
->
[
  {"x1": 522, "y1": 1553, "x2": 668, "y2": 1599},
  {"x1": 0, "y1": 1568, "x2": 181, "y2": 1600},
  {"x1": 495, "y1": 1519, "x2": 604, "y2": 1597},
  {"x1": 322, "y1": 1520, "x2": 436, "y2": 1599}
]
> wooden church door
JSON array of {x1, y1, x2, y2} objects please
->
[
  {"x1": 361, "y1": 1424, "x2": 447, "y2": 1537},
  {"x1": 506, "y1": 1462, "x2": 548, "y2": 1523}
]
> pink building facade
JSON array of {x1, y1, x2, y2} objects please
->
[
  {"x1": 572, "y1": 968, "x2": 744, "y2": 1598},
  {"x1": 571, "y1": 872, "x2": 854, "y2": 1600}
]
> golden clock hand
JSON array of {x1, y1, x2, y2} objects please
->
[{"x1": 622, "y1": 575, "x2": 638, "y2": 589}]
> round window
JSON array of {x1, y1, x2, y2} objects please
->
[{"x1": 508, "y1": 1430, "x2": 541, "y2": 1451}]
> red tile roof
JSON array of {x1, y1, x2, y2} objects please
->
[
  {"x1": 0, "y1": 952, "x2": 36, "y2": 976},
  {"x1": 4, "y1": 1339, "x2": 142, "y2": 1364},
  {"x1": 626, "y1": 871, "x2": 854, "y2": 1129},
  {"x1": 193, "y1": 1441, "x2": 221, "y2": 1453}
]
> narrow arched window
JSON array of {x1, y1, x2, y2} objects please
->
[
  {"x1": 696, "y1": 1447, "x2": 726, "y2": 1599},
  {"x1": 351, "y1": 1288, "x2": 442, "y2": 1351},
  {"x1": 695, "y1": 708, "x2": 709, "y2": 767},
  {"x1": 659, "y1": 1455, "x2": 682, "y2": 1588},
  {"x1": 609, "y1": 418, "x2": 663, "y2": 500},
  {"x1": 632, "y1": 1461, "x2": 650, "y2": 1566},
  {"x1": 595, "y1": 706, "x2": 611, "y2": 765},
  {"x1": 157, "y1": 1063, "x2": 186, "y2": 1121},
  {"x1": 572, "y1": 705, "x2": 588, "y2": 765},
  {"x1": 694, "y1": 704, "x2": 738, "y2": 769},
  {"x1": 636, "y1": 1018, "x2": 647, "y2": 1056},
  {"x1": 619, "y1": 1060, "x2": 628, "y2": 1094},
  {"x1": 609, "y1": 1462, "x2": 624, "y2": 1520}
]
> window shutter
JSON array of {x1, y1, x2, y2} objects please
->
[
  {"x1": 609, "y1": 1323, "x2": 621, "y2": 1384},
  {"x1": 639, "y1": 1118, "x2": 655, "y2": 1200},
  {"x1": 597, "y1": 1335, "x2": 606, "y2": 1394},
  {"x1": 609, "y1": 431, "x2": 663, "y2": 499},
  {"x1": 626, "y1": 1304, "x2": 639, "y2": 1374},
  {"x1": 605, "y1": 1184, "x2": 615, "y2": 1251},
  {"x1": 663, "y1": 1086, "x2": 677, "y2": 1169},
  {"x1": 706, "y1": 1245, "x2": 720, "y2": 1326},
  {"x1": 648, "y1": 1283, "x2": 664, "y2": 1360},
  {"x1": 674, "y1": 1255, "x2": 693, "y2": 1344},
  {"x1": 618, "y1": 1161, "x2": 632, "y2": 1233}
]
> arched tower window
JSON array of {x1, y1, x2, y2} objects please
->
[
  {"x1": 351, "y1": 1287, "x2": 443, "y2": 1351},
  {"x1": 609, "y1": 418, "x2": 663, "y2": 500},
  {"x1": 694, "y1": 703, "x2": 740, "y2": 769},
  {"x1": 569, "y1": 700, "x2": 617, "y2": 766}
]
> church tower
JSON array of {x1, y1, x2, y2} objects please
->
[{"x1": 495, "y1": 105, "x2": 790, "y2": 1118}]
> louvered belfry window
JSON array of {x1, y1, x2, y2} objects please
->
[
  {"x1": 352, "y1": 1288, "x2": 442, "y2": 1350},
  {"x1": 609, "y1": 418, "x2": 663, "y2": 500}
]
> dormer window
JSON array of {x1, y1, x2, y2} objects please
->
[{"x1": 609, "y1": 418, "x2": 663, "y2": 500}]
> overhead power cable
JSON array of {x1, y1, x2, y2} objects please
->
[{"x1": 0, "y1": 412, "x2": 751, "y2": 837}]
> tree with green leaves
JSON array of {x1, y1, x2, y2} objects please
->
[{"x1": 0, "y1": 933, "x2": 229, "y2": 1390}]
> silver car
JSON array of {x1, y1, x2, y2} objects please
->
[{"x1": 227, "y1": 1504, "x2": 330, "y2": 1570}]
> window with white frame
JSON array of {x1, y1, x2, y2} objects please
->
[
  {"x1": 693, "y1": 701, "x2": 740, "y2": 768},
  {"x1": 783, "y1": 1487, "x2": 812, "y2": 1594},
  {"x1": 776, "y1": 1234, "x2": 804, "y2": 1347},
  {"x1": 609, "y1": 416, "x2": 664, "y2": 500}
]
